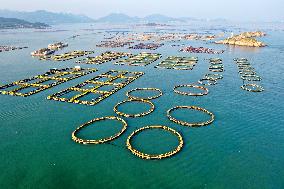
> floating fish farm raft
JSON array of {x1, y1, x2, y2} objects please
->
[
  {"x1": 96, "y1": 41, "x2": 134, "y2": 48},
  {"x1": 129, "y1": 43, "x2": 164, "y2": 50},
  {"x1": 0, "y1": 27, "x2": 270, "y2": 163},
  {"x1": 198, "y1": 58, "x2": 224, "y2": 86},
  {"x1": 155, "y1": 56, "x2": 198, "y2": 70},
  {"x1": 208, "y1": 58, "x2": 224, "y2": 72},
  {"x1": 114, "y1": 52, "x2": 161, "y2": 66},
  {"x1": 47, "y1": 70, "x2": 144, "y2": 106},
  {"x1": 31, "y1": 42, "x2": 68, "y2": 57},
  {"x1": 233, "y1": 58, "x2": 264, "y2": 92},
  {"x1": 76, "y1": 51, "x2": 131, "y2": 65},
  {"x1": 180, "y1": 46, "x2": 224, "y2": 54},
  {"x1": 0, "y1": 45, "x2": 28, "y2": 52},
  {"x1": 0, "y1": 67, "x2": 97, "y2": 97},
  {"x1": 40, "y1": 50, "x2": 94, "y2": 61}
]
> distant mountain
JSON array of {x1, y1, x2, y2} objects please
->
[
  {"x1": 0, "y1": 10, "x2": 95, "y2": 25},
  {"x1": 95, "y1": 13, "x2": 179, "y2": 23},
  {"x1": 0, "y1": 17, "x2": 49, "y2": 29},
  {"x1": 143, "y1": 14, "x2": 180, "y2": 22},
  {"x1": 209, "y1": 18, "x2": 228, "y2": 22},
  {"x1": 96, "y1": 13, "x2": 140, "y2": 23},
  {"x1": 0, "y1": 10, "x2": 227, "y2": 25},
  {"x1": 178, "y1": 17, "x2": 205, "y2": 22},
  {"x1": 95, "y1": 13, "x2": 225, "y2": 23}
]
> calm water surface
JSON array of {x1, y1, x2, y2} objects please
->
[{"x1": 0, "y1": 23, "x2": 283, "y2": 189}]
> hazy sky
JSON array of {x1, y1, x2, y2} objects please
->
[{"x1": 1, "y1": 0, "x2": 283, "y2": 21}]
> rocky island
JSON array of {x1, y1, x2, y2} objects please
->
[
  {"x1": 0, "y1": 17, "x2": 49, "y2": 29},
  {"x1": 215, "y1": 31, "x2": 266, "y2": 47}
]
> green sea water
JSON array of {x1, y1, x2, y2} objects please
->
[{"x1": 0, "y1": 23, "x2": 283, "y2": 189}]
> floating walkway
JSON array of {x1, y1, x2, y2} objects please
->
[
  {"x1": 0, "y1": 67, "x2": 97, "y2": 97},
  {"x1": 114, "y1": 52, "x2": 161, "y2": 67},
  {"x1": 76, "y1": 51, "x2": 130, "y2": 65},
  {"x1": 47, "y1": 70, "x2": 144, "y2": 106},
  {"x1": 155, "y1": 56, "x2": 198, "y2": 70}
]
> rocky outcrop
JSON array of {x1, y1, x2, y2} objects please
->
[
  {"x1": 238, "y1": 31, "x2": 266, "y2": 38},
  {"x1": 215, "y1": 31, "x2": 266, "y2": 47}
]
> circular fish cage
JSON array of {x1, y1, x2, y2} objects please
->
[
  {"x1": 126, "y1": 125, "x2": 184, "y2": 160},
  {"x1": 72, "y1": 116, "x2": 127, "y2": 145}
]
